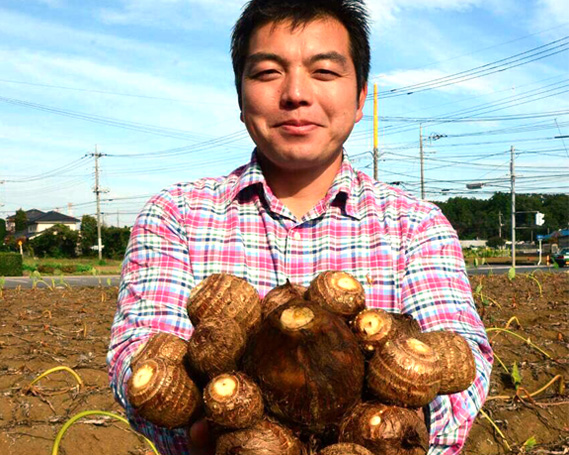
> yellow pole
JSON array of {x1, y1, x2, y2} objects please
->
[{"x1": 373, "y1": 83, "x2": 378, "y2": 180}]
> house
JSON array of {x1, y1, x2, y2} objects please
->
[{"x1": 6, "y1": 209, "x2": 80, "y2": 240}]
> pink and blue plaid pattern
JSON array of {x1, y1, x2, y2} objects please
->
[{"x1": 107, "y1": 151, "x2": 493, "y2": 455}]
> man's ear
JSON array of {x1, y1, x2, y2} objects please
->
[{"x1": 355, "y1": 83, "x2": 368, "y2": 123}]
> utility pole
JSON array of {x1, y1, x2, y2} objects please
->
[
  {"x1": 373, "y1": 83, "x2": 379, "y2": 180},
  {"x1": 498, "y1": 211, "x2": 503, "y2": 238},
  {"x1": 93, "y1": 146, "x2": 105, "y2": 261},
  {"x1": 420, "y1": 124, "x2": 425, "y2": 199},
  {"x1": 510, "y1": 146, "x2": 516, "y2": 268}
]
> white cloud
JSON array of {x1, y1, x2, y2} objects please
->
[{"x1": 535, "y1": 0, "x2": 569, "y2": 27}]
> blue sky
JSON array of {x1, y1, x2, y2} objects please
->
[{"x1": 1, "y1": 0, "x2": 568, "y2": 227}]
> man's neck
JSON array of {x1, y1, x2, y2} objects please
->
[{"x1": 258, "y1": 153, "x2": 342, "y2": 220}]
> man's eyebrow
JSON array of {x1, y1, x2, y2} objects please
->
[
  {"x1": 309, "y1": 52, "x2": 348, "y2": 67},
  {"x1": 245, "y1": 51, "x2": 349, "y2": 68},
  {"x1": 245, "y1": 52, "x2": 286, "y2": 68}
]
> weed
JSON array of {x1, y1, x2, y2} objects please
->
[
  {"x1": 527, "y1": 272, "x2": 543, "y2": 297},
  {"x1": 508, "y1": 266, "x2": 516, "y2": 281},
  {"x1": 0, "y1": 276, "x2": 4, "y2": 298}
]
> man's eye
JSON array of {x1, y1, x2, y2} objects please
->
[
  {"x1": 315, "y1": 69, "x2": 339, "y2": 79},
  {"x1": 253, "y1": 69, "x2": 280, "y2": 79}
]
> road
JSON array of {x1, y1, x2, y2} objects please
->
[{"x1": 1, "y1": 266, "x2": 565, "y2": 288}]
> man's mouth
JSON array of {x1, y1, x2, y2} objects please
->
[{"x1": 275, "y1": 120, "x2": 320, "y2": 135}]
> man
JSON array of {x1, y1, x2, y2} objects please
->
[{"x1": 107, "y1": 1, "x2": 493, "y2": 454}]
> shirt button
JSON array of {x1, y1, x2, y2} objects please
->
[{"x1": 293, "y1": 231, "x2": 300, "y2": 240}]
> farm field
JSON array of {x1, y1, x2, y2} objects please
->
[{"x1": 0, "y1": 272, "x2": 567, "y2": 455}]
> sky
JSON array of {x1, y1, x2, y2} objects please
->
[{"x1": 1, "y1": 0, "x2": 568, "y2": 227}]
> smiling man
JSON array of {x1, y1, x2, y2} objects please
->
[{"x1": 107, "y1": 1, "x2": 493, "y2": 454}]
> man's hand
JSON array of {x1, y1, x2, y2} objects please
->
[{"x1": 188, "y1": 419, "x2": 215, "y2": 455}]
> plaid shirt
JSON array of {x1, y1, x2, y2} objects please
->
[{"x1": 107, "y1": 151, "x2": 493, "y2": 455}]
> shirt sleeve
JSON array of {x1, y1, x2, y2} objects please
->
[
  {"x1": 106, "y1": 189, "x2": 195, "y2": 455},
  {"x1": 400, "y1": 206, "x2": 493, "y2": 454}
]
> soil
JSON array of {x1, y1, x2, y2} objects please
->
[{"x1": 0, "y1": 272, "x2": 567, "y2": 455}]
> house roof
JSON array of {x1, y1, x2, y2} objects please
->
[
  {"x1": 34, "y1": 211, "x2": 80, "y2": 224},
  {"x1": 7, "y1": 209, "x2": 45, "y2": 222}
]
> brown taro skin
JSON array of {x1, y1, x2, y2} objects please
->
[
  {"x1": 367, "y1": 337, "x2": 442, "y2": 408},
  {"x1": 127, "y1": 358, "x2": 202, "y2": 429},
  {"x1": 416, "y1": 330, "x2": 476, "y2": 394},
  {"x1": 307, "y1": 271, "x2": 366, "y2": 319},
  {"x1": 262, "y1": 281, "x2": 308, "y2": 318},
  {"x1": 243, "y1": 299, "x2": 365, "y2": 433},
  {"x1": 187, "y1": 273, "x2": 262, "y2": 335},
  {"x1": 392, "y1": 313, "x2": 422, "y2": 338},
  {"x1": 339, "y1": 401, "x2": 429, "y2": 455},
  {"x1": 318, "y1": 443, "x2": 375, "y2": 455},
  {"x1": 215, "y1": 417, "x2": 304, "y2": 455},
  {"x1": 204, "y1": 372, "x2": 264, "y2": 430},
  {"x1": 187, "y1": 316, "x2": 247, "y2": 379},
  {"x1": 130, "y1": 332, "x2": 189, "y2": 370}
]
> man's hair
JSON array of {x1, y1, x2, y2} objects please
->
[{"x1": 231, "y1": 0, "x2": 370, "y2": 108}]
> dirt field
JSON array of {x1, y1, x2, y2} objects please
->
[{"x1": 0, "y1": 272, "x2": 567, "y2": 455}]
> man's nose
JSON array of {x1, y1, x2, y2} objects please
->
[{"x1": 280, "y1": 71, "x2": 312, "y2": 109}]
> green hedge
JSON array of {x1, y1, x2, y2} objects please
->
[{"x1": 0, "y1": 253, "x2": 23, "y2": 276}]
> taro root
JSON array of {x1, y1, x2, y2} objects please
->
[
  {"x1": 416, "y1": 331, "x2": 476, "y2": 394},
  {"x1": 318, "y1": 443, "x2": 375, "y2": 455},
  {"x1": 130, "y1": 332, "x2": 188, "y2": 370},
  {"x1": 127, "y1": 358, "x2": 202, "y2": 428},
  {"x1": 392, "y1": 313, "x2": 422, "y2": 338},
  {"x1": 307, "y1": 271, "x2": 366, "y2": 319},
  {"x1": 352, "y1": 310, "x2": 423, "y2": 355},
  {"x1": 215, "y1": 417, "x2": 303, "y2": 455},
  {"x1": 367, "y1": 337, "x2": 442, "y2": 408},
  {"x1": 243, "y1": 299, "x2": 365, "y2": 432},
  {"x1": 187, "y1": 316, "x2": 247, "y2": 379},
  {"x1": 262, "y1": 281, "x2": 308, "y2": 318},
  {"x1": 187, "y1": 273, "x2": 262, "y2": 335},
  {"x1": 339, "y1": 402, "x2": 429, "y2": 455},
  {"x1": 352, "y1": 308, "x2": 396, "y2": 354},
  {"x1": 204, "y1": 372, "x2": 264, "y2": 429}
]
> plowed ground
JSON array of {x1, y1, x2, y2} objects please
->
[{"x1": 0, "y1": 272, "x2": 567, "y2": 455}]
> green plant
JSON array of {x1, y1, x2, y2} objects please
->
[
  {"x1": 0, "y1": 252, "x2": 23, "y2": 276},
  {"x1": 0, "y1": 276, "x2": 5, "y2": 298},
  {"x1": 507, "y1": 266, "x2": 516, "y2": 281}
]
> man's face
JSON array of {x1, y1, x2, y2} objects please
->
[{"x1": 240, "y1": 17, "x2": 367, "y2": 173}]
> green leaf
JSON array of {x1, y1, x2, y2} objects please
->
[
  {"x1": 522, "y1": 436, "x2": 537, "y2": 450},
  {"x1": 475, "y1": 283, "x2": 483, "y2": 295},
  {"x1": 507, "y1": 266, "x2": 516, "y2": 281},
  {"x1": 474, "y1": 257, "x2": 479, "y2": 268},
  {"x1": 511, "y1": 361, "x2": 522, "y2": 389}
]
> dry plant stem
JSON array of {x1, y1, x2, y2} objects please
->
[
  {"x1": 493, "y1": 352, "x2": 512, "y2": 376},
  {"x1": 479, "y1": 408, "x2": 512, "y2": 451},
  {"x1": 51, "y1": 410, "x2": 159, "y2": 455},
  {"x1": 504, "y1": 316, "x2": 522, "y2": 330},
  {"x1": 28, "y1": 366, "x2": 84, "y2": 390},
  {"x1": 487, "y1": 374, "x2": 565, "y2": 401},
  {"x1": 527, "y1": 274, "x2": 543, "y2": 296},
  {"x1": 486, "y1": 328, "x2": 553, "y2": 359}
]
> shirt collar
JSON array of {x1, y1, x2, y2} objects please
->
[{"x1": 231, "y1": 150, "x2": 362, "y2": 220}]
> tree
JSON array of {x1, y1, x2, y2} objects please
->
[
  {"x1": 487, "y1": 236, "x2": 506, "y2": 249},
  {"x1": 0, "y1": 218, "x2": 6, "y2": 244},
  {"x1": 80, "y1": 215, "x2": 98, "y2": 256},
  {"x1": 29, "y1": 224, "x2": 79, "y2": 258},
  {"x1": 14, "y1": 209, "x2": 27, "y2": 232},
  {"x1": 101, "y1": 226, "x2": 131, "y2": 259}
]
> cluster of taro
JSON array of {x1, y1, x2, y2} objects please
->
[{"x1": 127, "y1": 271, "x2": 476, "y2": 455}]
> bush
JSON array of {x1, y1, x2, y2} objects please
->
[
  {"x1": 37, "y1": 264, "x2": 56, "y2": 274},
  {"x1": 29, "y1": 224, "x2": 79, "y2": 258},
  {"x1": 0, "y1": 253, "x2": 23, "y2": 276},
  {"x1": 487, "y1": 236, "x2": 506, "y2": 249}
]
